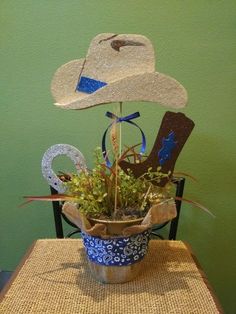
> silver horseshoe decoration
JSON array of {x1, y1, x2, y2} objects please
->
[{"x1": 41, "y1": 144, "x2": 86, "y2": 193}]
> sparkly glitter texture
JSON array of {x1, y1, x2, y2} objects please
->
[{"x1": 41, "y1": 144, "x2": 86, "y2": 193}]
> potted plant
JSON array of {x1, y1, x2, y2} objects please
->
[
  {"x1": 24, "y1": 128, "x2": 180, "y2": 284},
  {"x1": 24, "y1": 113, "x2": 213, "y2": 284},
  {"x1": 75, "y1": 145, "x2": 175, "y2": 277},
  {"x1": 62, "y1": 142, "x2": 176, "y2": 282}
]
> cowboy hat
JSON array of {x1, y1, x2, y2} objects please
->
[{"x1": 51, "y1": 33, "x2": 187, "y2": 110}]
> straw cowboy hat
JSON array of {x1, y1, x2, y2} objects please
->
[{"x1": 51, "y1": 33, "x2": 187, "y2": 110}]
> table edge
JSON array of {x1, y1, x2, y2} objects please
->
[
  {"x1": 183, "y1": 242, "x2": 224, "y2": 314},
  {"x1": 0, "y1": 240, "x2": 37, "y2": 302}
]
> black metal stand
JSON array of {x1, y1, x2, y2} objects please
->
[
  {"x1": 169, "y1": 177, "x2": 185, "y2": 240},
  {"x1": 50, "y1": 186, "x2": 81, "y2": 238},
  {"x1": 151, "y1": 177, "x2": 185, "y2": 240}
]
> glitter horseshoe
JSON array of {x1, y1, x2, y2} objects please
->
[{"x1": 41, "y1": 144, "x2": 86, "y2": 193}]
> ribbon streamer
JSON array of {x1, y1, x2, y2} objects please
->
[{"x1": 102, "y1": 111, "x2": 146, "y2": 167}]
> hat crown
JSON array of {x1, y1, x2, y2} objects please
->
[
  {"x1": 51, "y1": 33, "x2": 188, "y2": 110},
  {"x1": 81, "y1": 33, "x2": 155, "y2": 83}
]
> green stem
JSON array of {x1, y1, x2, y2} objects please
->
[{"x1": 119, "y1": 102, "x2": 122, "y2": 157}]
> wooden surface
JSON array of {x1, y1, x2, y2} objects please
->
[{"x1": 0, "y1": 240, "x2": 223, "y2": 314}]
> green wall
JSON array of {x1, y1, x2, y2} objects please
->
[{"x1": 1, "y1": 1, "x2": 235, "y2": 312}]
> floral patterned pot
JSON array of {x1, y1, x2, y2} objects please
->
[{"x1": 81, "y1": 219, "x2": 151, "y2": 283}]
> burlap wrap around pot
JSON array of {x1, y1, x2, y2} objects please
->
[{"x1": 62, "y1": 201, "x2": 176, "y2": 283}]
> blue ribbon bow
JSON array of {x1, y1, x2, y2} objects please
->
[{"x1": 102, "y1": 111, "x2": 146, "y2": 167}]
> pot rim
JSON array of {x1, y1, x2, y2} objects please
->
[{"x1": 88, "y1": 217, "x2": 144, "y2": 225}]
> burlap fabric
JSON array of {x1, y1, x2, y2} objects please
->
[
  {"x1": 62, "y1": 200, "x2": 177, "y2": 237},
  {"x1": 0, "y1": 240, "x2": 221, "y2": 314}
]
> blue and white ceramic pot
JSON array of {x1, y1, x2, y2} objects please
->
[{"x1": 82, "y1": 218, "x2": 151, "y2": 283}]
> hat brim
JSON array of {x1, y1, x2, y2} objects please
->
[{"x1": 51, "y1": 59, "x2": 188, "y2": 110}]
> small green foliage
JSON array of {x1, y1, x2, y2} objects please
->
[{"x1": 63, "y1": 147, "x2": 172, "y2": 219}]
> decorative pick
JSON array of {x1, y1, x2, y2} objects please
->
[{"x1": 119, "y1": 111, "x2": 195, "y2": 186}]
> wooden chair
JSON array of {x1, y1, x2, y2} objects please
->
[{"x1": 50, "y1": 177, "x2": 185, "y2": 240}]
